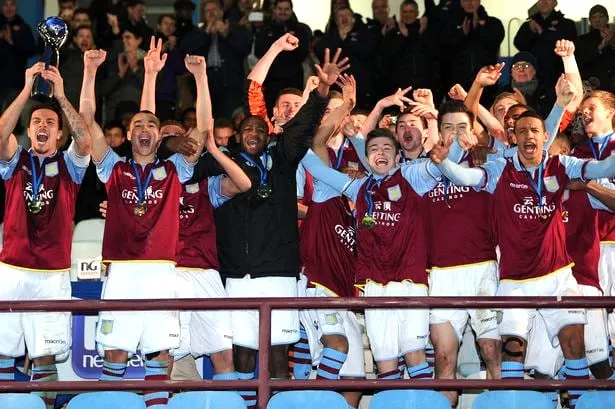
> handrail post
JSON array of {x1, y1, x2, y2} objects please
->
[{"x1": 257, "y1": 303, "x2": 272, "y2": 409}]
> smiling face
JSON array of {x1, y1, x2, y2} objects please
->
[
  {"x1": 396, "y1": 112, "x2": 424, "y2": 152},
  {"x1": 128, "y1": 112, "x2": 161, "y2": 159},
  {"x1": 366, "y1": 135, "x2": 399, "y2": 176},
  {"x1": 400, "y1": 2, "x2": 418, "y2": 25},
  {"x1": 273, "y1": 0, "x2": 292, "y2": 23},
  {"x1": 514, "y1": 115, "x2": 547, "y2": 166},
  {"x1": 538, "y1": 0, "x2": 556, "y2": 16},
  {"x1": 240, "y1": 116, "x2": 268, "y2": 156},
  {"x1": 439, "y1": 112, "x2": 472, "y2": 144},
  {"x1": 122, "y1": 30, "x2": 142, "y2": 53},
  {"x1": 28, "y1": 108, "x2": 62, "y2": 156},
  {"x1": 511, "y1": 61, "x2": 536, "y2": 83},
  {"x1": 581, "y1": 96, "x2": 615, "y2": 137}
]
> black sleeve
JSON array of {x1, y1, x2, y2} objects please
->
[
  {"x1": 277, "y1": 90, "x2": 329, "y2": 166},
  {"x1": 513, "y1": 21, "x2": 538, "y2": 52},
  {"x1": 189, "y1": 152, "x2": 228, "y2": 183}
]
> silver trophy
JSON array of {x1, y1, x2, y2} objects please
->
[{"x1": 31, "y1": 16, "x2": 69, "y2": 101}]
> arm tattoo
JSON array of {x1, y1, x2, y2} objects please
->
[{"x1": 57, "y1": 96, "x2": 87, "y2": 142}]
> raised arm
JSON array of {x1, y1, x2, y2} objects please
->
[
  {"x1": 464, "y1": 64, "x2": 506, "y2": 141},
  {"x1": 0, "y1": 62, "x2": 44, "y2": 161},
  {"x1": 80, "y1": 49, "x2": 109, "y2": 162},
  {"x1": 567, "y1": 179, "x2": 615, "y2": 211},
  {"x1": 430, "y1": 137, "x2": 486, "y2": 188},
  {"x1": 544, "y1": 74, "x2": 577, "y2": 150},
  {"x1": 140, "y1": 37, "x2": 168, "y2": 113},
  {"x1": 183, "y1": 55, "x2": 210, "y2": 164},
  {"x1": 554, "y1": 39, "x2": 583, "y2": 114},
  {"x1": 41, "y1": 66, "x2": 92, "y2": 156},
  {"x1": 204, "y1": 128, "x2": 251, "y2": 197},
  {"x1": 360, "y1": 86, "x2": 413, "y2": 136},
  {"x1": 248, "y1": 33, "x2": 299, "y2": 86},
  {"x1": 312, "y1": 74, "x2": 356, "y2": 163}
]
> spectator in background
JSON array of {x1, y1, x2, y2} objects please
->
[
  {"x1": 122, "y1": 0, "x2": 154, "y2": 51},
  {"x1": 100, "y1": 26, "x2": 145, "y2": 122},
  {"x1": 155, "y1": 15, "x2": 186, "y2": 121},
  {"x1": 514, "y1": 0, "x2": 576, "y2": 89},
  {"x1": 316, "y1": 6, "x2": 377, "y2": 108},
  {"x1": 61, "y1": 25, "x2": 97, "y2": 109},
  {"x1": 381, "y1": 0, "x2": 437, "y2": 98},
  {"x1": 366, "y1": 0, "x2": 392, "y2": 101},
  {"x1": 174, "y1": 0, "x2": 195, "y2": 40},
  {"x1": 0, "y1": 0, "x2": 36, "y2": 111},
  {"x1": 71, "y1": 8, "x2": 92, "y2": 30},
  {"x1": 180, "y1": 0, "x2": 252, "y2": 118},
  {"x1": 577, "y1": 5, "x2": 615, "y2": 93},
  {"x1": 440, "y1": 0, "x2": 504, "y2": 106},
  {"x1": 254, "y1": 0, "x2": 311, "y2": 115},
  {"x1": 325, "y1": 0, "x2": 350, "y2": 36}
]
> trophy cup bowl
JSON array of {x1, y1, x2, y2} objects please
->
[{"x1": 31, "y1": 16, "x2": 69, "y2": 101}]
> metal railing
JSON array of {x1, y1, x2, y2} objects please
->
[{"x1": 1, "y1": 296, "x2": 615, "y2": 409}]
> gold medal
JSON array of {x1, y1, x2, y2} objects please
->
[
  {"x1": 257, "y1": 182, "x2": 272, "y2": 199},
  {"x1": 362, "y1": 214, "x2": 375, "y2": 229},
  {"x1": 134, "y1": 203, "x2": 147, "y2": 217},
  {"x1": 29, "y1": 199, "x2": 44, "y2": 214}
]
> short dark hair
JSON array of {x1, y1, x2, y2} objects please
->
[
  {"x1": 275, "y1": 88, "x2": 303, "y2": 104},
  {"x1": 103, "y1": 120, "x2": 126, "y2": 136},
  {"x1": 203, "y1": 0, "x2": 223, "y2": 9},
  {"x1": 160, "y1": 119, "x2": 186, "y2": 132},
  {"x1": 401, "y1": 0, "x2": 418, "y2": 9},
  {"x1": 129, "y1": 110, "x2": 160, "y2": 129},
  {"x1": 122, "y1": 25, "x2": 144, "y2": 39},
  {"x1": 513, "y1": 110, "x2": 545, "y2": 132},
  {"x1": 397, "y1": 108, "x2": 427, "y2": 130},
  {"x1": 238, "y1": 115, "x2": 268, "y2": 132},
  {"x1": 365, "y1": 128, "x2": 397, "y2": 151},
  {"x1": 437, "y1": 100, "x2": 475, "y2": 130},
  {"x1": 126, "y1": 0, "x2": 145, "y2": 7},
  {"x1": 214, "y1": 117, "x2": 234, "y2": 130},
  {"x1": 74, "y1": 24, "x2": 93, "y2": 36},
  {"x1": 351, "y1": 108, "x2": 370, "y2": 116},
  {"x1": 158, "y1": 14, "x2": 176, "y2": 24},
  {"x1": 181, "y1": 107, "x2": 196, "y2": 121},
  {"x1": 73, "y1": 8, "x2": 90, "y2": 17},
  {"x1": 274, "y1": 0, "x2": 293, "y2": 8},
  {"x1": 28, "y1": 101, "x2": 63, "y2": 130}
]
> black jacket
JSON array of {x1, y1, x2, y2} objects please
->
[
  {"x1": 440, "y1": 6, "x2": 504, "y2": 95},
  {"x1": 210, "y1": 90, "x2": 328, "y2": 278},
  {"x1": 577, "y1": 28, "x2": 615, "y2": 93},
  {"x1": 314, "y1": 22, "x2": 377, "y2": 108},
  {"x1": 514, "y1": 10, "x2": 577, "y2": 89},
  {"x1": 0, "y1": 14, "x2": 36, "y2": 91},
  {"x1": 254, "y1": 19, "x2": 311, "y2": 110},
  {"x1": 381, "y1": 21, "x2": 439, "y2": 95}
]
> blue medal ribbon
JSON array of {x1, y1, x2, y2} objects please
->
[
  {"x1": 589, "y1": 133, "x2": 614, "y2": 160},
  {"x1": 239, "y1": 150, "x2": 269, "y2": 186},
  {"x1": 131, "y1": 159, "x2": 157, "y2": 205},
  {"x1": 363, "y1": 175, "x2": 378, "y2": 218},
  {"x1": 519, "y1": 154, "x2": 545, "y2": 206},
  {"x1": 29, "y1": 153, "x2": 46, "y2": 204},
  {"x1": 334, "y1": 138, "x2": 346, "y2": 170}
]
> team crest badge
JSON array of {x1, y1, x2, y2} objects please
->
[
  {"x1": 387, "y1": 184, "x2": 402, "y2": 201},
  {"x1": 544, "y1": 176, "x2": 559, "y2": 192},
  {"x1": 100, "y1": 319, "x2": 114, "y2": 335},
  {"x1": 45, "y1": 162, "x2": 59, "y2": 177},
  {"x1": 185, "y1": 183, "x2": 199, "y2": 194},
  {"x1": 324, "y1": 313, "x2": 341, "y2": 325},
  {"x1": 152, "y1": 166, "x2": 167, "y2": 181}
]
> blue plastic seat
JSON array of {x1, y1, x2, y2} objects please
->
[
  {"x1": 66, "y1": 392, "x2": 145, "y2": 409},
  {"x1": 576, "y1": 391, "x2": 615, "y2": 409},
  {"x1": 267, "y1": 391, "x2": 347, "y2": 409},
  {"x1": 472, "y1": 391, "x2": 553, "y2": 409},
  {"x1": 168, "y1": 391, "x2": 246, "y2": 409},
  {"x1": 0, "y1": 393, "x2": 46, "y2": 409},
  {"x1": 369, "y1": 390, "x2": 451, "y2": 409}
]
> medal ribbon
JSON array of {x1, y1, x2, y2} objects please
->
[
  {"x1": 363, "y1": 175, "x2": 379, "y2": 219},
  {"x1": 239, "y1": 150, "x2": 268, "y2": 186},
  {"x1": 131, "y1": 159, "x2": 157, "y2": 205},
  {"x1": 334, "y1": 138, "x2": 346, "y2": 170},
  {"x1": 589, "y1": 133, "x2": 614, "y2": 160},
  {"x1": 519, "y1": 153, "x2": 545, "y2": 206},
  {"x1": 29, "y1": 153, "x2": 46, "y2": 204}
]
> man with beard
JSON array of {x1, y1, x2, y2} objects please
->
[
  {"x1": 0, "y1": 62, "x2": 91, "y2": 409},
  {"x1": 212, "y1": 41, "x2": 345, "y2": 409}
]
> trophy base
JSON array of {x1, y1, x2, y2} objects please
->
[{"x1": 30, "y1": 93, "x2": 54, "y2": 103}]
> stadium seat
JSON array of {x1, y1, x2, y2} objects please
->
[
  {"x1": 369, "y1": 390, "x2": 451, "y2": 409},
  {"x1": 66, "y1": 392, "x2": 145, "y2": 409},
  {"x1": 575, "y1": 391, "x2": 615, "y2": 409},
  {"x1": 472, "y1": 390, "x2": 553, "y2": 409},
  {"x1": 168, "y1": 391, "x2": 246, "y2": 409},
  {"x1": 0, "y1": 393, "x2": 46, "y2": 409},
  {"x1": 267, "y1": 390, "x2": 348, "y2": 409},
  {"x1": 71, "y1": 219, "x2": 105, "y2": 281}
]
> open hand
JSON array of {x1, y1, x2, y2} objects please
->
[
  {"x1": 315, "y1": 48, "x2": 350, "y2": 86},
  {"x1": 144, "y1": 37, "x2": 168, "y2": 74}
]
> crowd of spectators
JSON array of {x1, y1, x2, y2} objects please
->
[{"x1": 0, "y1": 0, "x2": 614, "y2": 224}]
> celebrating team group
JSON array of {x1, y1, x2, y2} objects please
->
[{"x1": 1, "y1": 29, "x2": 615, "y2": 409}]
